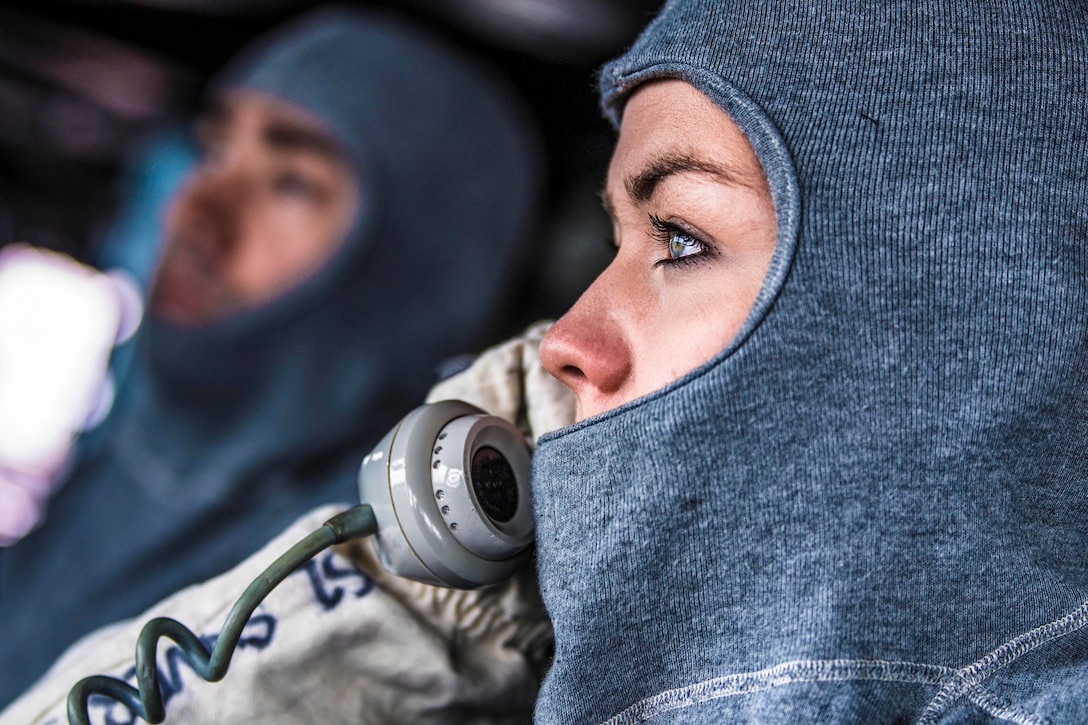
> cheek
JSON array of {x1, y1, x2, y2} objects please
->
[
  {"x1": 225, "y1": 204, "x2": 335, "y2": 298},
  {"x1": 641, "y1": 274, "x2": 757, "y2": 388}
]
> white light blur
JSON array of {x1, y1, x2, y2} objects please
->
[{"x1": 0, "y1": 243, "x2": 140, "y2": 475}]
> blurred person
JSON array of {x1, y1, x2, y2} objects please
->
[{"x1": 0, "y1": 5, "x2": 542, "y2": 709}]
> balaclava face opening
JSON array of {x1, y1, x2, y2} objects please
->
[
  {"x1": 530, "y1": 1, "x2": 1088, "y2": 723},
  {"x1": 122, "y1": 6, "x2": 544, "y2": 501}
]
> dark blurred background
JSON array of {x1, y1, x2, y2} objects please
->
[{"x1": 0, "y1": 0, "x2": 663, "y2": 330}]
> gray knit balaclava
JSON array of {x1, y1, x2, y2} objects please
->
[{"x1": 531, "y1": 1, "x2": 1088, "y2": 722}]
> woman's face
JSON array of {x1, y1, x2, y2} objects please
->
[{"x1": 540, "y1": 79, "x2": 777, "y2": 421}]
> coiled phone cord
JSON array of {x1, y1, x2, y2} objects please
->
[{"x1": 66, "y1": 504, "x2": 378, "y2": 725}]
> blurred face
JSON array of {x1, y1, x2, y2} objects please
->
[
  {"x1": 540, "y1": 79, "x2": 777, "y2": 421},
  {"x1": 150, "y1": 90, "x2": 360, "y2": 325}
]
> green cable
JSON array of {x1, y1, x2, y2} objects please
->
[{"x1": 67, "y1": 504, "x2": 378, "y2": 725}]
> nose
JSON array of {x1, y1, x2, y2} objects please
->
[
  {"x1": 539, "y1": 266, "x2": 634, "y2": 420},
  {"x1": 165, "y1": 165, "x2": 248, "y2": 258}
]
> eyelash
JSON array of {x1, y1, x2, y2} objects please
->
[{"x1": 648, "y1": 214, "x2": 711, "y2": 268}]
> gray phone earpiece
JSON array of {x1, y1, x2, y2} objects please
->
[{"x1": 358, "y1": 400, "x2": 534, "y2": 588}]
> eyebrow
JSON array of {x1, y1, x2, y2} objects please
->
[
  {"x1": 196, "y1": 99, "x2": 345, "y2": 161},
  {"x1": 625, "y1": 151, "x2": 753, "y2": 203},
  {"x1": 263, "y1": 122, "x2": 344, "y2": 161}
]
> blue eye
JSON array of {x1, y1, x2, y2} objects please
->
[
  {"x1": 667, "y1": 231, "x2": 702, "y2": 259},
  {"x1": 649, "y1": 214, "x2": 709, "y2": 267}
]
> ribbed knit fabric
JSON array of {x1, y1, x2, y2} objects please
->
[{"x1": 531, "y1": 1, "x2": 1088, "y2": 722}]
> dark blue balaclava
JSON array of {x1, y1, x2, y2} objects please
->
[
  {"x1": 531, "y1": 1, "x2": 1088, "y2": 722},
  {"x1": 0, "y1": 6, "x2": 542, "y2": 708}
]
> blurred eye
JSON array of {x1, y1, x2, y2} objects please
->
[{"x1": 274, "y1": 172, "x2": 326, "y2": 202}]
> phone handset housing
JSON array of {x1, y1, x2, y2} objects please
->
[{"x1": 358, "y1": 400, "x2": 534, "y2": 589}]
